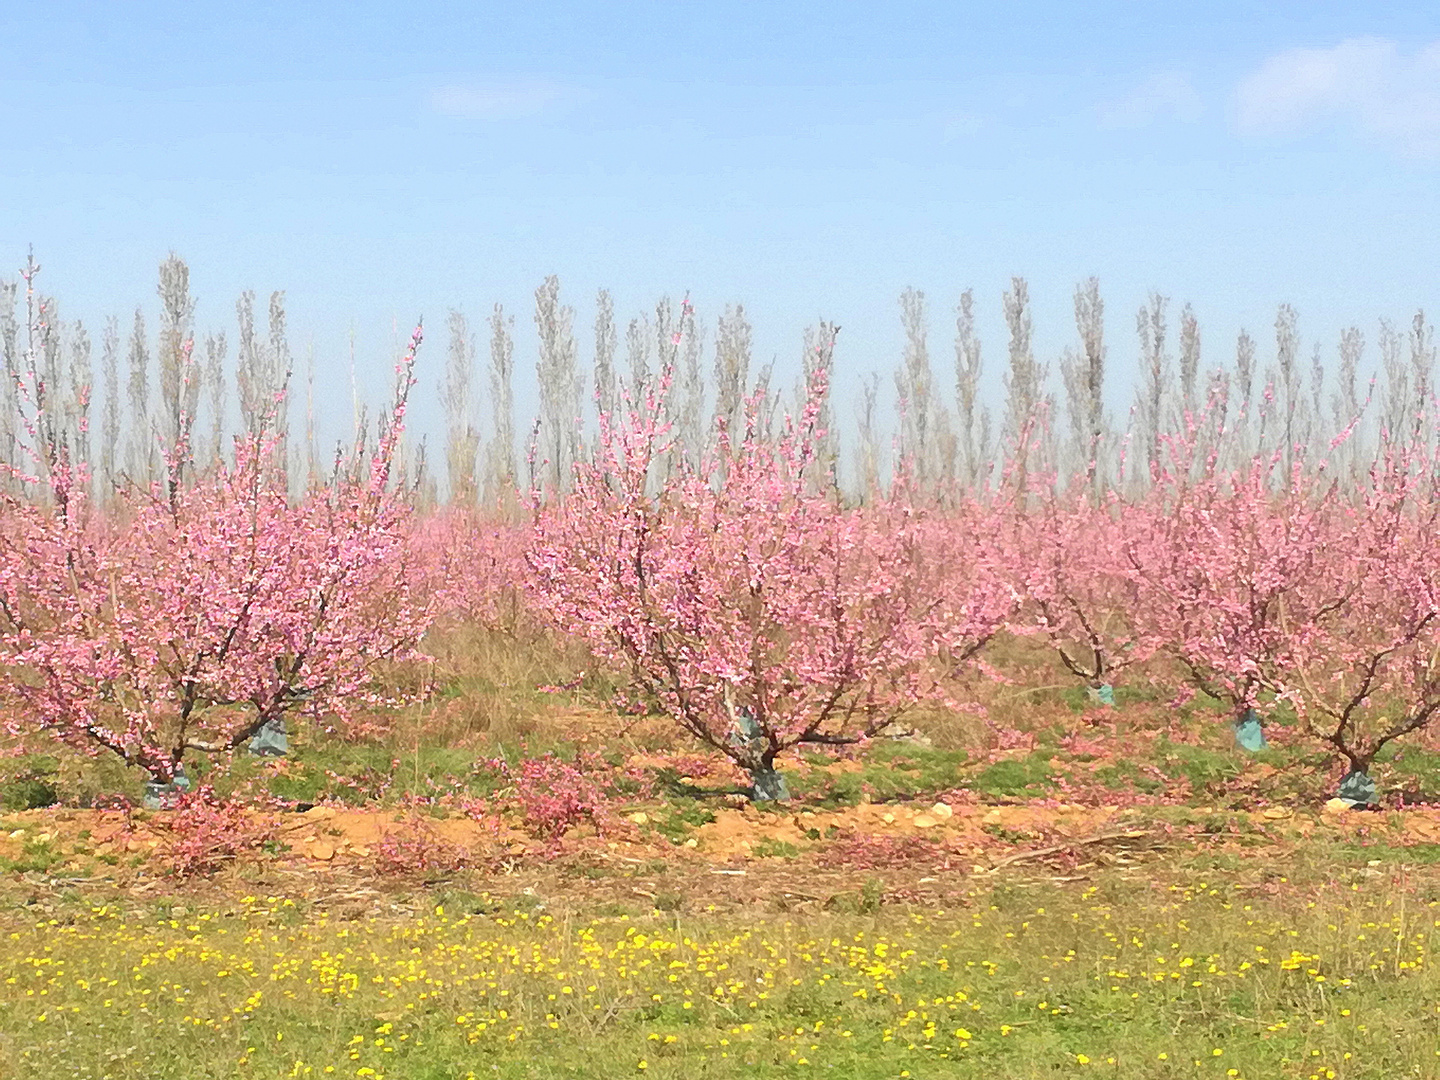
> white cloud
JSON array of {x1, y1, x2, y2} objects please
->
[
  {"x1": 1097, "y1": 71, "x2": 1203, "y2": 129},
  {"x1": 429, "y1": 78, "x2": 570, "y2": 120},
  {"x1": 1235, "y1": 37, "x2": 1440, "y2": 157}
]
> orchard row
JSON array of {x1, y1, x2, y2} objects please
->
[{"x1": 3, "y1": 326, "x2": 1438, "y2": 803}]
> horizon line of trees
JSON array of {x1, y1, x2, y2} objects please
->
[{"x1": 3, "y1": 249, "x2": 1436, "y2": 511}]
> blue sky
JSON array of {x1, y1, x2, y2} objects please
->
[{"x1": 3, "y1": 1, "x2": 1439, "y2": 457}]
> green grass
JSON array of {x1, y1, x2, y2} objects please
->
[
  {"x1": 1330, "y1": 839, "x2": 1440, "y2": 865},
  {"x1": 1090, "y1": 757, "x2": 1165, "y2": 794},
  {"x1": 651, "y1": 803, "x2": 717, "y2": 843},
  {"x1": 785, "y1": 744, "x2": 971, "y2": 807},
  {"x1": 750, "y1": 838, "x2": 801, "y2": 858},
  {"x1": 1153, "y1": 738, "x2": 1246, "y2": 796},
  {"x1": 969, "y1": 752, "x2": 1057, "y2": 799},
  {"x1": 0, "y1": 755, "x2": 60, "y2": 811},
  {"x1": 1377, "y1": 746, "x2": 1440, "y2": 797},
  {"x1": 0, "y1": 835, "x2": 61, "y2": 873},
  {"x1": 4, "y1": 862, "x2": 1440, "y2": 1079}
]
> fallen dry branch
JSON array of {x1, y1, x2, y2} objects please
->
[{"x1": 980, "y1": 828, "x2": 1155, "y2": 873}]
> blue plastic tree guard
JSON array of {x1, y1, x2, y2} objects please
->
[
  {"x1": 1337, "y1": 769, "x2": 1377, "y2": 808},
  {"x1": 730, "y1": 706, "x2": 790, "y2": 801},
  {"x1": 749, "y1": 767, "x2": 791, "y2": 802},
  {"x1": 1234, "y1": 709, "x2": 1267, "y2": 752},
  {"x1": 1086, "y1": 683, "x2": 1116, "y2": 706},
  {"x1": 249, "y1": 716, "x2": 288, "y2": 757},
  {"x1": 142, "y1": 764, "x2": 192, "y2": 810}
]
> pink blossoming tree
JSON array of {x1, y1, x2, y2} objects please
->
[
  {"x1": 1126, "y1": 423, "x2": 1440, "y2": 792},
  {"x1": 0, "y1": 320, "x2": 431, "y2": 789},
  {"x1": 408, "y1": 506, "x2": 529, "y2": 634},
  {"x1": 526, "y1": 360, "x2": 1015, "y2": 798},
  {"x1": 1251, "y1": 445, "x2": 1440, "y2": 780},
  {"x1": 1123, "y1": 439, "x2": 1343, "y2": 725},
  {"x1": 1020, "y1": 487, "x2": 1150, "y2": 699}
]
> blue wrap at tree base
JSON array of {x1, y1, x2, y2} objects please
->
[
  {"x1": 248, "y1": 717, "x2": 288, "y2": 757},
  {"x1": 1234, "y1": 709, "x2": 1267, "y2": 752},
  {"x1": 1086, "y1": 683, "x2": 1116, "y2": 706},
  {"x1": 1337, "y1": 769, "x2": 1377, "y2": 808},
  {"x1": 142, "y1": 765, "x2": 191, "y2": 810}
]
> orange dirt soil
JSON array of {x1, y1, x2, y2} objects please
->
[{"x1": 5, "y1": 793, "x2": 1438, "y2": 871}]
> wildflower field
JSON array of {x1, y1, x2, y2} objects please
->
[{"x1": 5, "y1": 847, "x2": 1440, "y2": 1080}]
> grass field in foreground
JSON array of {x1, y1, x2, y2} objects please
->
[{"x1": 3, "y1": 867, "x2": 1438, "y2": 1080}]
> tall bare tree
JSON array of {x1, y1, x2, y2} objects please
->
[
  {"x1": 66, "y1": 320, "x2": 92, "y2": 480},
  {"x1": 1308, "y1": 341, "x2": 1326, "y2": 452},
  {"x1": 1273, "y1": 303, "x2": 1303, "y2": 474},
  {"x1": 1061, "y1": 277, "x2": 1108, "y2": 496},
  {"x1": 125, "y1": 308, "x2": 152, "y2": 486},
  {"x1": 99, "y1": 316, "x2": 120, "y2": 495},
  {"x1": 1229, "y1": 327, "x2": 1258, "y2": 467},
  {"x1": 1178, "y1": 302, "x2": 1200, "y2": 420},
  {"x1": 1134, "y1": 293, "x2": 1170, "y2": 483},
  {"x1": 13, "y1": 255, "x2": 89, "y2": 512},
  {"x1": 676, "y1": 298, "x2": 704, "y2": 465},
  {"x1": 443, "y1": 309, "x2": 480, "y2": 504},
  {"x1": 626, "y1": 314, "x2": 652, "y2": 401},
  {"x1": 486, "y1": 302, "x2": 516, "y2": 504},
  {"x1": 953, "y1": 289, "x2": 990, "y2": 489},
  {"x1": 203, "y1": 330, "x2": 227, "y2": 471},
  {"x1": 593, "y1": 289, "x2": 618, "y2": 425},
  {"x1": 1002, "y1": 277, "x2": 1047, "y2": 488},
  {"x1": 895, "y1": 287, "x2": 937, "y2": 490},
  {"x1": 650, "y1": 296, "x2": 683, "y2": 474},
  {"x1": 0, "y1": 279, "x2": 20, "y2": 478},
  {"x1": 801, "y1": 320, "x2": 840, "y2": 486},
  {"x1": 1409, "y1": 310, "x2": 1435, "y2": 448},
  {"x1": 1197, "y1": 363, "x2": 1231, "y2": 471},
  {"x1": 156, "y1": 254, "x2": 198, "y2": 490},
  {"x1": 0, "y1": 282, "x2": 15, "y2": 454},
  {"x1": 235, "y1": 290, "x2": 290, "y2": 449},
  {"x1": 534, "y1": 275, "x2": 580, "y2": 492},
  {"x1": 713, "y1": 303, "x2": 752, "y2": 447},
  {"x1": 856, "y1": 371, "x2": 881, "y2": 499},
  {"x1": 1379, "y1": 317, "x2": 1407, "y2": 445},
  {"x1": 749, "y1": 358, "x2": 779, "y2": 444},
  {"x1": 1331, "y1": 326, "x2": 1365, "y2": 434},
  {"x1": 301, "y1": 342, "x2": 321, "y2": 492}
]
